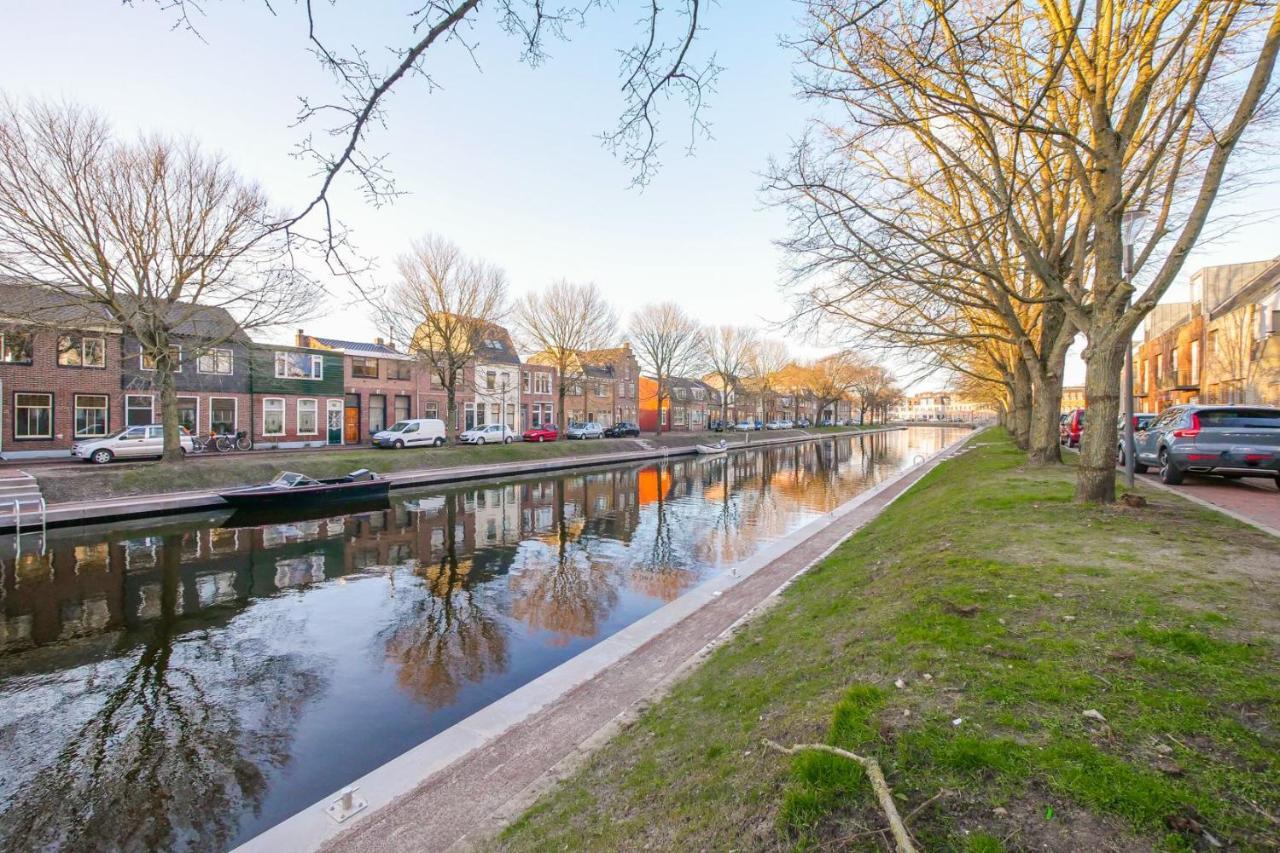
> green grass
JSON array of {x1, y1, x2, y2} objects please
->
[
  {"x1": 34, "y1": 425, "x2": 888, "y2": 504},
  {"x1": 496, "y1": 430, "x2": 1280, "y2": 852}
]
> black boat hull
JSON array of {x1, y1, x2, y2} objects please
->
[{"x1": 218, "y1": 479, "x2": 391, "y2": 508}]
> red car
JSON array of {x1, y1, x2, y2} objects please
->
[
  {"x1": 522, "y1": 424, "x2": 559, "y2": 442},
  {"x1": 1060, "y1": 408, "x2": 1085, "y2": 448}
]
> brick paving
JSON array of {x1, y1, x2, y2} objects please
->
[{"x1": 1138, "y1": 471, "x2": 1280, "y2": 535}]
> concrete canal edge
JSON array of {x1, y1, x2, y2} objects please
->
[
  {"x1": 11, "y1": 426, "x2": 917, "y2": 533},
  {"x1": 235, "y1": 427, "x2": 981, "y2": 853}
]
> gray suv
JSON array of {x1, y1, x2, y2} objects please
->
[{"x1": 1133, "y1": 404, "x2": 1280, "y2": 486}]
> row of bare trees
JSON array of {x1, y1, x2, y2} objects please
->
[{"x1": 773, "y1": 0, "x2": 1280, "y2": 503}]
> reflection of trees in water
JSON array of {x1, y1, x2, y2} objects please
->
[
  {"x1": 508, "y1": 479, "x2": 619, "y2": 644},
  {"x1": 0, "y1": 535, "x2": 322, "y2": 853},
  {"x1": 629, "y1": 470, "x2": 697, "y2": 602},
  {"x1": 383, "y1": 494, "x2": 509, "y2": 707}
]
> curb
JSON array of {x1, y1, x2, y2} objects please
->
[{"x1": 235, "y1": 428, "x2": 976, "y2": 853}]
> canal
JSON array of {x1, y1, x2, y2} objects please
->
[{"x1": 0, "y1": 427, "x2": 964, "y2": 851}]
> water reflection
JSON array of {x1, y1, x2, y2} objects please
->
[{"x1": 0, "y1": 427, "x2": 963, "y2": 850}]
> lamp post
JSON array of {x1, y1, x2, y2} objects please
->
[{"x1": 1121, "y1": 208, "x2": 1149, "y2": 490}]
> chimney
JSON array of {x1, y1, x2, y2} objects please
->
[
  {"x1": 295, "y1": 329, "x2": 306, "y2": 347},
  {"x1": 375, "y1": 336, "x2": 385, "y2": 347}
]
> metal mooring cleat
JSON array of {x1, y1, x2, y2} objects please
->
[{"x1": 324, "y1": 785, "x2": 368, "y2": 823}]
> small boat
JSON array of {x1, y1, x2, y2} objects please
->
[
  {"x1": 695, "y1": 440, "x2": 729, "y2": 455},
  {"x1": 218, "y1": 468, "x2": 390, "y2": 508}
]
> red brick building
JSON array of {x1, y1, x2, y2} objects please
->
[{"x1": 296, "y1": 331, "x2": 426, "y2": 444}]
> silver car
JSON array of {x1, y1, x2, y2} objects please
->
[
  {"x1": 1133, "y1": 404, "x2": 1280, "y2": 486},
  {"x1": 565, "y1": 422, "x2": 604, "y2": 439},
  {"x1": 73, "y1": 424, "x2": 198, "y2": 464}
]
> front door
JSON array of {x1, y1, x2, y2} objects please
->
[
  {"x1": 327, "y1": 400, "x2": 343, "y2": 445},
  {"x1": 344, "y1": 394, "x2": 360, "y2": 444}
]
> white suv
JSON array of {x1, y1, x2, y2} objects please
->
[
  {"x1": 457, "y1": 423, "x2": 516, "y2": 445},
  {"x1": 73, "y1": 425, "x2": 197, "y2": 464}
]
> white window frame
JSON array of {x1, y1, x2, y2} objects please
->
[
  {"x1": 196, "y1": 347, "x2": 234, "y2": 375},
  {"x1": 175, "y1": 395, "x2": 200, "y2": 434},
  {"x1": 125, "y1": 393, "x2": 155, "y2": 427},
  {"x1": 296, "y1": 398, "x2": 319, "y2": 435},
  {"x1": 210, "y1": 397, "x2": 238, "y2": 434},
  {"x1": 139, "y1": 345, "x2": 182, "y2": 373},
  {"x1": 14, "y1": 392, "x2": 53, "y2": 439},
  {"x1": 73, "y1": 393, "x2": 110, "y2": 438},
  {"x1": 0, "y1": 329, "x2": 34, "y2": 365},
  {"x1": 274, "y1": 351, "x2": 324, "y2": 380},
  {"x1": 263, "y1": 397, "x2": 286, "y2": 436}
]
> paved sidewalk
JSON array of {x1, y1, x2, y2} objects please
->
[
  {"x1": 268, "y1": 435, "x2": 972, "y2": 853},
  {"x1": 1137, "y1": 471, "x2": 1280, "y2": 535}
]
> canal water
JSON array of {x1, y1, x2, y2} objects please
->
[{"x1": 0, "y1": 427, "x2": 963, "y2": 851}]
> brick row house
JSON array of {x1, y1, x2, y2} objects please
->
[
  {"x1": 529, "y1": 344, "x2": 639, "y2": 428},
  {"x1": 295, "y1": 332, "x2": 425, "y2": 444},
  {"x1": 638, "y1": 376, "x2": 713, "y2": 432},
  {"x1": 1133, "y1": 259, "x2": 1280, "y2": 413}
]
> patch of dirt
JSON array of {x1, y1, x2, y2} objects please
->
[{"x1": 958, "y1": 791, "x2": 1156, "y2": 853}]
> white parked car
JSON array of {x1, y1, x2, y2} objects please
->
[
  {"x1": 765, "y1": 420, "x2": 786, "y2": 430},
  {"x1": 566, "y1": 422, "x2": 605, "y2": 439},
  {"x1": 458, "y1": 423, "x2": 516, "y2": 445},
  {"x1": 372, "y1": 418, "x2": 447, "y2": 448},
  {"x1": 734, "y1": 420, "x2": 756, "y2": 432},
  {"x1": 73, "y1": 425, "x2": 197, "y2": 464}
]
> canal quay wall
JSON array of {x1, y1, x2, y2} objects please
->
[
  {"x1": 8, "y1": 425, "x2": 945, "y2": 533},
  {"x1": 237, "y1": 427, "x2": 980, "y2": 853}
]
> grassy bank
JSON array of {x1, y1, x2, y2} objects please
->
[
  {"x1": 498, "y1": 430, "x2": 1280, "y2": 851},
  {"x1": 33, "y1": 425, "x2": 892, "y2": 505}
]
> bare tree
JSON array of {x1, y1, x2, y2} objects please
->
[
  {"x1": 381, "y1": 235, "x2": 509, "y2": 436},
  {"x1": 701, "y1": 325, "x2": 757, "y2": 426},
  {"x1": 0, "y1": 98, "x2": 321, "y2": 461},
  {"x1": 743, "y1": 338, "x2": 790, "y2": 422},
  {"x1": 783, "y1": 0, "x2": 1280, "y2": 502},
  {"x1": 516, "y1": 280, "x2": 618, "y2": 431},
  {"x1": 136, "y1": 1, "x2": 719, "y2": 252},
  {"x1": 801, "y1": 351, "x2": 867, "y2": 423},
  {"x1": 629, "y1": 303, "x2": 704, "y2": 435}
]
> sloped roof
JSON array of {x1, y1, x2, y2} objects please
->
[
  {"x1": 307, "y1": 334, "x2": 412, "y2": 360},
  {"x1": 474, "y1": 323, "x2": 521, "y2": 365},
  {"x1": 1208, "y1": 256, "x2": 1280, "y2": 319}
]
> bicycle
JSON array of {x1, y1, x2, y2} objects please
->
[{"x1": 191, "y1": 430, "x2": 254, "y2": 453}]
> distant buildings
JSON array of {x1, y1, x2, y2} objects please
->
[{"x1": 888, "y1": 391, "x2": 995, "y2": 422}]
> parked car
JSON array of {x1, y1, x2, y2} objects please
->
[
  {"x1": 73, "y1": 424, "x2": 197, "y2": 464},
  {"x1": 1060, "y1": 408, "x2": 1085, "y2": 447},
  {"x1": 733, "y1": 420, "x2": 756, "y2": 432},
  {"x1": 522, "y1": 424, "x2": 559, "y2": 442},
  {"x1": 371, "y1": 418, "x2": 447, "y2": 449},
  {"x1": 796, "y1": 418, "x2": 811, "y2": 428},
  {"x1": 1133, "y1": 404, "x2": 1280, "y2": 486},
  {"x1": 458, "y1": 423, "x2": 516, "y2": 445},
  {"x1": 1114, "y1": 413, "x2": 1158, "y2": 466},
  {"x1": 604, "y1": 422, "x2": 640, "y2": 438},
  {"x1": 566, "y1": 422, "x2": 605, "y2": 440},
  {"x1": 708, "y1": 419, "x2": 726, "y2": 432}
]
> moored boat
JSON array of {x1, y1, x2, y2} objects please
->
[
  {"x1": 695, "y1": 441, "x2": 729, "y2": 455},
  {"x1": 218, "y1": 469, "x2": 390, "y2": 508}
]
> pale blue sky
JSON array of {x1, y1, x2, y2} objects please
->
[{"x1": 1, "y1": 1, "x2": 1275, "y2": 388}]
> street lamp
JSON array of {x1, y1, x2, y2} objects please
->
[{"x1": 1121, "y1": 207, "x2": 1149, "y2": 490}]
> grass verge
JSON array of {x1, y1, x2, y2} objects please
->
[
  {"x1": 496, "y1": 429, "x2": 1280, "y2": 852},
  {"x1": 33, "y1": 425, "x2": 895, "y2": 504}
]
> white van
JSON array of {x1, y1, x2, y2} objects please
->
[
  {"x1": 371, "y1": 419, "x2": 447, "y2": 449},
  {"x1": 73, "y1": 425, "x2": 198, "y2": 464}
]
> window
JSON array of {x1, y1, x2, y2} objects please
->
[
  {"x1": 58, "y1": 335, "x2": 106, "y2": 368},
  {"x1": 465, "y1": 403, "x2": 476, "y2": 430},
  {"x1": 674, "y1": 387, "x2": 687, "y2": 401},
  {"x1": 1190, "y1": 340, "x2": 1200, "y2": 383},
  {"x1": 73, "y1": 394, "x2": 109, "y2": 438},
  {"x1": 15, "y1": 393, "x2": 52, "y2": 438},
  {"x1": 389, "y1": 361, "x2": 411, "y2": 381},
  {"x1": 394, "y1": 395, "x2": 411, "y2": 423},
  {"x1": 176, "y1": 396, "x2": 199, "y2": 432},
  {"x1": 275, "y1": 351, "x2": 323, "y2": 380},
  {"x1": 424, "y1": 400, "x2": 439, "y2": 419},
  {"x1": 126, "y1": 394, "x2": 154, "y2": 427},
  {"x1": 263, "y1": 398, "x2": 285, "y2": 435},
  {"x1": 522, "y1": 371, "x2": 531, "y2": 393},
  {"x1": 595, "y1": 382, "x2": 607, "y2": 397},
  {"x1": 297, "y1": 399, "x2": 318, "y2": 435},
  {"x1": 1, "y1": 330, "x2": 33, "y2": 364},
  {"x1": 351, "y1": 357, "x2": 378, "y2": 379},
  {"x1": 197, "y1": 348, "x2": 233, "y2": 375},
  {"x1": 211, "y1": 398, "x2": 236, "y2": 434},
  {"x1": 534, "y1": 372, "x2": 551, "y2": 394},
  {"x1": 139, "y1": 345, "x2": 181, "y2": 372},
  {"x1": 369, "y1": 394, "x2": 386, "y2": 433},
  {"x1": 485, "y1": 370, "x2": 496, "y2": 391},
  {"x1": 507, "y1": 403, "x2": 516, "y2": 428}
]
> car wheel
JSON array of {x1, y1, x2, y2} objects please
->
[
  {"x1": 91, "y1": 449, "x2": 113, "y2": 464},
  {"x1": 1134, "y1": 461, "x2": 1148, "y2": 474},
  {"x1": 504, "y1": 436, "x2": 513, "y2": 444},
  {"x1": 434, "y1": 437, "x2": 445, "y2": 447},
  {"x1": 1116, "y1": 445, "x2": 1125, "y2": 467},
  {"x1": 394, "y1": 439, "x2": 405, "y2": 449},
  {"x1": 476, "y1": 437, "x2": 485, "y2": 445},
  {"x1": 1158, "y1": 449, "x2": 1184, "y2": 485}
]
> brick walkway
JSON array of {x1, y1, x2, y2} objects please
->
[{"x1": 1138, "y1": 471, "x2": 1280, "y2": 535}]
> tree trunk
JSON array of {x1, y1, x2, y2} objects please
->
[
  {"x1": 1075, "y1": 337, "x2": 1126, "y2": 503},
  {"x1": 1026, "y1": 372, "x2": 1063, "y2": 466},
  {"x1": 558, "y1": 383, "x2": 566, "y2": 431},
  {"x1": 1009, "y1": 361, "x2": 1032, "y2": 450},
  {"x1": 654, "y1": 380, "x2": 665, "y2": 436},
  {"x1": 446, "y1": 383, "x2": 457, "y2": 439},
  {"x1": 158, "y1": 350, "x2": 183, "y2": 463}
]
